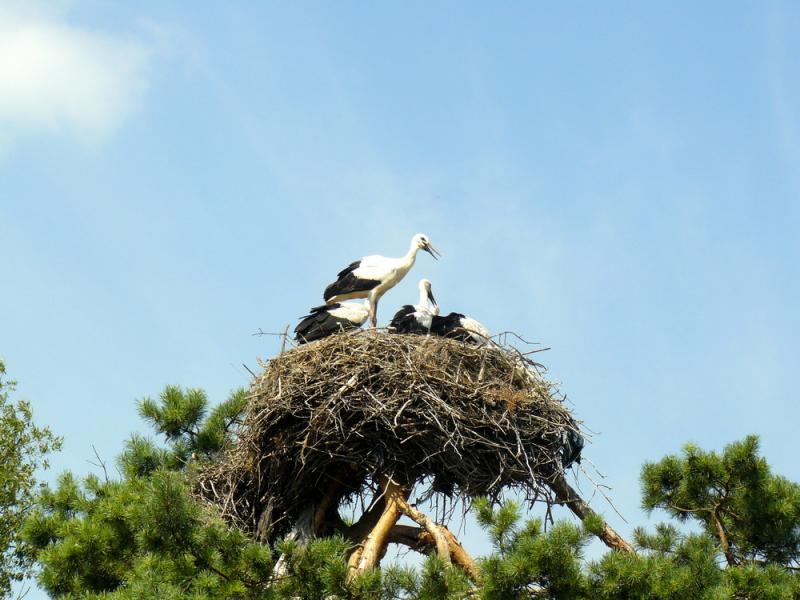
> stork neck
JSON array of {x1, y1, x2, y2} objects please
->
[
  {"x1": 417, "y1": 285, "x2": 428, "y2": 308},
  {"x1": 402, "y1": 243, "x2": 420, "y2": 268}
]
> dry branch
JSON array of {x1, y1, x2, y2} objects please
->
[
  {"x1": 193, "y1": 330, "x2": 632, "y2": 578},
  {"x1": 547, "y1": 471, "x2": 635, "y2": 553},
  {"x1": 396, "y1": 494, "x2": 452, "y2": 566},
  {"x1": 197, "y1": 332, "x2": 583, "y2": 545},
  {"x1": 386, "y1": 524, "x2": 481, "y2": 582},
  {"x1": 390, "y1": 482, "x2": 485, "y2": 582}
]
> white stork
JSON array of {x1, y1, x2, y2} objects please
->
[
  {"x1": 431, "y1": 312, "x2": 492, "y2": 345},
  {"x1": 294, "y1": 302, "x2": 369, "y2": 344},
  {"x1": 388, "y1": 279, "x2": 439, "y2": 334},
  {"x1": 323, "y1": 233, "x2": 440, "y2": 327}
]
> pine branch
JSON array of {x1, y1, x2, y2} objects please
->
[
  {"x1": 713, "y1": 506, "x2": 738, "y2": 567},
  {"x1": 548, "y1": 471, "x2": 635, "y2": 554}
]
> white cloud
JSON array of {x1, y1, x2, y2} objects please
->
[{"x1": 0, "y1": 3, "x2": 154, "y2": 145}]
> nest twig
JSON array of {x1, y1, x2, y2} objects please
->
[{"x1": 196, "y1": 331, "x2": 581, "y2": 544}]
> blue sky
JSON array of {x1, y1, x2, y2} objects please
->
[{"x1": 2, "y1": 1, "x2": 800, "y2": 595}]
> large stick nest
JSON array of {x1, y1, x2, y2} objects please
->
[{"x1": 196, "y1": 332, "x2": 581, "y2": 543}]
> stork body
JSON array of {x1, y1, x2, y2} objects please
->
[
  {"x1": 431, "y1": 312, "x2": 492, "y2": 345},
  {"x1": 388, "y1": 279, "x2": 439, "y2": 334},
  {"x1": 323, "y1": 234, "x2": 440, "y2": 327},
  {"x1": 294, "y1": 302, "x2": 369, "y2": 344}
]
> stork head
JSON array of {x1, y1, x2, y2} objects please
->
[
  {"x1": 419, "y1": 278, "x2": 439, "y2": 313},
  {"x1": 412, "y1": 233, "x2": 441, "y2": 260}
]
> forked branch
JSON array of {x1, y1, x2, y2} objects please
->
[
  {"x1": 392, "y1": 488, "x2": 481, "y2": 583},
  {"x1": 346, "y1": 476, "x2": 406, "y2": 580}
]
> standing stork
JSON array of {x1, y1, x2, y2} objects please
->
[
  {"x1": 294, "y1": 302, "x2": 369, "y2": 344},
  {"x1": 323, "y1": 233, "x2": 440, "y2": 327},
  {"x1": 388, "y1": 279, "x2": 439, "y2": 334}
]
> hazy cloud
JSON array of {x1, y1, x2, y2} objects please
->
[{"x1": 0, "y1": 3, "x2": 155, "y2": 146}]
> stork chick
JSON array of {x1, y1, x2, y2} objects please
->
[
  {"x1": 431, "y1": 312, "x2": 492, "y2": 345},
  {"x1": 388, "y1": 279, "x2": 440, "y2": 334},
  {"x1": 294, "y1": 302, "x2": 369, "y2": 344}
]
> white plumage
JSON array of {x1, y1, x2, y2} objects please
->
[
  {"x1": 323, "y1": 233, "x2": 440, "y2": 327},
  {"x1": 294, "y1": 301, "x2": 370, "y2": 344},
  {"x1": 431, "y1": 312, "x2": 492, "y2": 345},
  {"x1": 388, "y1": 279, "x2": 439, "y2": 334}
]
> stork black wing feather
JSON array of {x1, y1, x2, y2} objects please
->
[
  {"x1": 430, "y1": 313, "x2": 467, "y2": 338},
  {"x1": 294, "y1": 306, "x2": 360, "y2": 344},
  {"x1": 388, "y1": 305, "x2": 430, "y2": 334},
  {"x1": 307, "y1": 303, "x2": 339, "y2": 315},
  {"x1": 336, "y1": 260, "x2": 362, "y2": 278},
  {"x1": 324, "y1": 268, "x2": 380, "y2": 301}
]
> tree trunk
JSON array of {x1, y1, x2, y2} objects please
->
[{"x1": 346, "y1": 476, "x2": 406, "y2": 580}]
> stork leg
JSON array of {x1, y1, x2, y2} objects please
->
[{"x1": 368, "y1": 296, "x2": 378, "y2": 328}]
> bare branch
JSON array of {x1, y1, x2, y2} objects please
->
[
  {"x1": 548, "y1": 471, "x2": 635, "y2": 554},
  {"x1": 88, "y1": 445, "x2": 109, "y2": 483}
]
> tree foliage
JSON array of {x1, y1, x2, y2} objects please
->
[
  {"x1": 18, "y1": 382, "x2": 800, "y2": 599},
  {"x1": 641, "y1": 436, "x2": 800, "y2": 568},
  {"x1": 22, "y1": 386, "x2": 278, "y2": 599},
  {"x1": 0, "y1": 359, "x2": 62, "y2": 597},
  {"x1": 21, "y1": 386, "x2": 435, "y2": 599}
]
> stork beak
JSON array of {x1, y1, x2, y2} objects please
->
[
  {"x1": 427, "y1": 288, "x2": 438, "y2": 309},
  {"x1": 424, "y1": 243, "x2": 441, "y2": 260}
]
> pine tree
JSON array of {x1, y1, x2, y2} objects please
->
[
  {"x1": 22, "y1": 386, "x2": 277, "y2": 599},
  {"x1": 636, "y1": 436, "x2": 800, "y2": 599},
  {"x1": 20, "y1": 382, "x2": 800, "y2": 599},
  {"x1": 0, "y1": 359, "x2": 61, "y2": 597},
  {"x1": 641, "y1": 436, "x2": 800, "y2": 568},
  {"x1": 21, "y1": 386, "x2": 411, "y2": 598}
]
